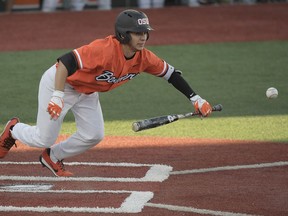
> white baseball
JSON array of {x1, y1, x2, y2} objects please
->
[{"x1": 266, "y1": 87, "x2": 278, "y2": 99}]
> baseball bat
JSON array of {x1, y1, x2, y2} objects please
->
[{"x1": 132, "y1": 104, "x2": 223, "y2": 132}]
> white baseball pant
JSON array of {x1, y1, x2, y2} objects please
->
[{"x1": 11, "y1": 64, "x2": 105, "y2": 160}]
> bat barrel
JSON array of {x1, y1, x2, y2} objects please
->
[
  {"x1": 132, "y1": 115, "x2": 179, "y2": 132},
  {"x1": 132, "y1": 104, "x2": 223, "y2": 132}
]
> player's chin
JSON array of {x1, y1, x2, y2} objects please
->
[{"x1": 136, "y1": 44, "x2": 145, "y2": 50}]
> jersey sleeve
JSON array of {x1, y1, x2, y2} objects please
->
[
  {"x1": 142, "y1": 50, "x2": 174, "y2": 81},
  {"x1": 72, "y1": 39, "x2": 108, "y2": 70}
]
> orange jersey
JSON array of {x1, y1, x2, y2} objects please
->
[{"x1": 66, "y1": 35, "x2": 174, "y2": 94}]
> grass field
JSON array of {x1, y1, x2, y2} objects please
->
[{"x1": 0, "y1": 41, "x2": 287, "y2": 142}]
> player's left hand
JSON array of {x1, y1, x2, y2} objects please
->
[
  {"x1": 47, "y1": 90, "x2": 64, "y2": 120},
  {"x1": 190, "y1": 95, "x2": 212, "y2": 117}
]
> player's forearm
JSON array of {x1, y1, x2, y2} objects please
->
[
  {"x1": 168, "y1": 71, "x2": 196, "y2": 100},
  {"x1": 55, "y1": 61, "x2": 68, "y2": 92}
]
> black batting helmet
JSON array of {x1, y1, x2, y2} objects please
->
[{"x1": 115, "y1": 9, "x2": 154, "y2": 44}]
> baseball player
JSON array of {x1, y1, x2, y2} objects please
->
[{"x1": 0, "y1": 9, "x2": 212, "y2": 177}]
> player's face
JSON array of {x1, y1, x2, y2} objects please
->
[{"x1": 129, "y1": 32, "x2": 148, "y2": 51}]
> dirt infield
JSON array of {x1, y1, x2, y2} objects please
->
[
  {"x1": 1, "y1": 4, "x2": 288, "y2": 51},
  {"x1": 1, "y1": 137, "x2": 288, "y2": 215},
  {"x1": 1, "y1": 3, "x2": 288, "y2": 216}
]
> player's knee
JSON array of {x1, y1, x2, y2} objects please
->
[
  {"x1": 36, "y1": 135, "x2": 57, "y2": 148},
  {"x1": 87, "y1": 133, "x2": 104, "y2": 145},
  {"x1": 90, "y1": 131, "x2": 104, "y2": 144},
  {"x1": 80, "y1": 129, "x2": 104, "y2": 146}
]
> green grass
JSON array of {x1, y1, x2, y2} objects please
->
[
  {"x1": 0, "y1": 41, "x2": 287, "y2": 142},
  {"x1": 61, "y1": 115, "x2": 288, "y2": 142}
]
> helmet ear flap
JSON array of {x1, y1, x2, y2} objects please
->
[
  {"x1": 123, "y1": 32, "x2": 132, "y2": 44},
  {"x1": 116, "y1": 31, "x2": 131, "y2": 44}
]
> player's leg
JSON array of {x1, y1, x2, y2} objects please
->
[
  {"x1": 42, "y1": 0, "x2": 58, "y2": 12},
  {"x1": 98, "y1": 0, "x2": 112, "y2": 10},
  {"x1": 50, "y1": 92, "x2": 104, "y2": 161},
  {"x1": 39, "y1": 90, "x2": 103, "y2": 177},
  {"x1": 11, "y1": 65, "x2": 66, "y2": 148},
  {"x1": 37, "y1": 80, "x2": 83, "y2": 177},
  {"x1": 152, "y1": 0, "x2": 165, "y2": 8},
  {"x1": 138, "y1": 0, "x2": 152, "y2": 9},
  {"x1": 69, "y1": 0, "x2": 86, "y2": 11},
  {"x1": 1, "y1": 65, "x2": 72, "y2": 159}
]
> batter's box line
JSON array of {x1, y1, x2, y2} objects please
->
[
  {"x1": 170, "y1": 161, "x2": 288, "y2": 175},
  {"x1": 0, "y1": 190, "x2": 154, "y2": 213},
  {"x1": 0, "y1": 161, "x2": 173, "y2": 182}
]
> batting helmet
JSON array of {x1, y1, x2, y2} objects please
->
[{"x1": 115, "y1": 9, "x2": 154, "y2": 44}]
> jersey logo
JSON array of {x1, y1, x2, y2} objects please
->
[{"x1": 96, "y1": 70, "x2": 137, "y2": 84}]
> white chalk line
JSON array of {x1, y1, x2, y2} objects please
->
[
  {"x1": 0, "y1": 191, "x2": 154, "y2": 213},
  {"x1": 0, "y1": 161, "x2": 162, "y2": 167},
  {"x1": 0, "y1": 183, "x2": 53, "y2": 191},
  {"x1": 170, "y1": 161, "x2": 288, "y2": 175},
  {"x1": 0, "y1": 162, "x2": 166, "y2": 213},
  {"x1": 145, "y1": 203, "x2": 259, "y2": 216},
  {"x1": 0, "y1": 161, "x2": 172, "y2": 182},
  {"x1": 0, "y1": 188, "x2": 259, "y2": 215},
  {"x1": 1, "y1": 161, "x2": 285, "y2": 214},
  {"x1": 160, "y1": 161, "x2": 287, "y2": 215}
]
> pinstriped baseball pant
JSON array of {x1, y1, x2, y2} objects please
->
[{"x1": 12, "y1": 64, "x2": 105, "y2": 160}]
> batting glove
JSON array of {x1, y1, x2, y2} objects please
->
[
  {"x1": 47, "y1": 90, "x2": 64, "y2": 120},
  {"x1": 190, "y1": 95, "x2": 212, "y2": 117}
]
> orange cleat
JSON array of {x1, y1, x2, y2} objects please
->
[
  {"x1": 39, "y1": 148, "x2": 73, "y2": 177},
  {"x1": 0, "y1": 117, "x2": 19, "y2": 158}
]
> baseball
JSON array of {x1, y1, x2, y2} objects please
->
[{"x1": 266, "y1": 87, "x2": 278, "y2": 99}]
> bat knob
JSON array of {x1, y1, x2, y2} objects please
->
[
  {"x1": 213, "y1": 104, "x2": 223, "y2": 112},
  {"x1": 132, "y1": 122, "x2": 140, "y2": 132}
]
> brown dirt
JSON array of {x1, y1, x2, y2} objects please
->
[{"x1": 0, "y1": 4, "x2": 288, "y2": 51}]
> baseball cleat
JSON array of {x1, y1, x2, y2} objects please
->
[
  {"x1": 0, "y1": 117, "x2": 19, "y2": 159},
  {"x1": 39, "y1": 148, "x2": 73, "y2": 177}
]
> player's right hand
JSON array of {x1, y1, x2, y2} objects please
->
[
  {"x1": 190, "y1": 95, "x2": 212, "y2": 117},
  {"x1": 47, "y1": 90, "x2": 64, "y2": 120}
]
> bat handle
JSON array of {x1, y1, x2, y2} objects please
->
[{"x1": 192, "y1": 104, "x2": 223, "y2": 116}]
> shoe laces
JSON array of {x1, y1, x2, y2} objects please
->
[
  {"x1": 56, "y1": 160, "x2": 66, "y2": 171},
  {"x1": 3, "y1": 136, "x2": 17, "y2": 150}
]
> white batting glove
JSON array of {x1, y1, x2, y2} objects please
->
[
  {"x1": 190, "y1": 95, "x2": 212, "y2": 117},
  {"x1": 47, "y1": 90, "x2": 64, "y2": 120}
]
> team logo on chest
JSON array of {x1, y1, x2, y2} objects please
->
[{"x1": 96, "y1": 70, "x2": 137, "y2": 84}]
